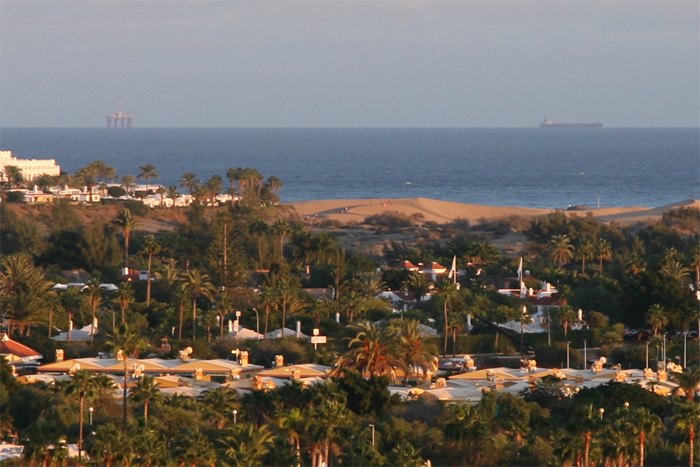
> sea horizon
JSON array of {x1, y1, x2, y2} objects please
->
[{"x1": 2, "y1": 127, "x2": 698, "y2": 209}]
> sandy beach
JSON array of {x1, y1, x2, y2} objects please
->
[{"x1": 287, "y1": 197, "x2": 700, "y2": 226}]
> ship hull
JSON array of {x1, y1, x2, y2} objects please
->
[{"x1": 540, "y1": 122, "x2": 603, "y2": 128}]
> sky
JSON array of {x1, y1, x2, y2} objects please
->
[{"x1": 1, "y1": 1, "x2": 698, "y2": 128}]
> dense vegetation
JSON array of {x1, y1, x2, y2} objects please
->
[{"x1": 1, "y1": 161, "x2": 699, "y2": 466}]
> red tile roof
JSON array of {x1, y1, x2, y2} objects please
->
[{"x1": 0, "y1": 333, "x2": 42, "y2": 360}]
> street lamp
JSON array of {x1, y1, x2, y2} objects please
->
[
  {"x1": 252, "y1": 308, "x2": 260, "y2": 337},
  {"x1": 599, "y1": 408, "x2": 605, "y2": 420},
  {"x1": 645, "y1": 341, "x2": 650, "y2": 370},
  {"x1": 232, "y1": 409, "x2": 237, "y2": 424},
  {"x1": 88, "y1": 407, "x2": 93, "y2": 426},
  {"x1": 368, "y1": 424, "x2": 375, "y2": 447},
  {"x1": 583, "y1": 339, "x2": 587, "y2": 370},
  {"x1": 566, "y1": 341, "x2": 571, "y2": 369}
]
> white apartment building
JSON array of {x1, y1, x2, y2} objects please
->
[{"x1": 0, "y1": 151, "x2": 61, "y2": 182}]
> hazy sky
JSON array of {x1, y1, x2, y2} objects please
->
[{"x1": 1, "y1": 1, "x2": 698, "y2": 128}]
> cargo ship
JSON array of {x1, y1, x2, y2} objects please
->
[{"x1": 540, "y1": 118, "x2": 602, "y2": 128}]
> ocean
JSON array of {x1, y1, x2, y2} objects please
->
[{"x1": 1, "y1": 127, "x2": 698, "y2": 209}]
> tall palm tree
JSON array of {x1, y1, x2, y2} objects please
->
[
  {"x1": 556, "y1": 305, "x2": 578, "y2": 340},
  {"x1": 661, "y1": 260, "x2": 692, "y2": 286},
  {"x1": 436, "y1": 280, "x2": 460, "y2": 356},
  {"x1": 392, "y1": 319, "x2": 437, "y2": 386},
  {"x1": 66, "y1": 370, "x2": 98, "y2": 460},
  {"x1": 628, "y1": 406, "x2": 663, "y2": 467},
  {"x1": 114, "y1": 281, "x2": 134, "y2": 324},
  {"x1": 597, "y1": 238, "x2": 613, "y2": 274},
  {"x1": 129, "y1": 375, "x2": 162, "y2": 424},
  {"x1": 577, "y1": 239, "x2": 596, "y2": 274},
  {"x1": 179, "y1": 171, "x2": 199, "y2": 194},
  {"x1": 646, "y1": 304, "x2": 668, "y2": 336},
  {"x1": 140, "y1": 235, "x2": 161, "y2": 303},
  {"x1": 181, "y1": 269, "x2": 216, "y2": 341},
  {"x1": 550, "y1": 234, "x2": 575, "y2": 269},
  {"x1": 106, "y1": 323, "x2": 148, "y2": 430},
  {"x1": 121, "y1": 174, "x2": 136, "y2": 197},
  {"x1": 248, "y1": 217, "x2": 269, "y2": 269},
  {"x1": 672, "y1": 399, "x2": 700, "y2": 467},
  {"x1": 112, "y1": 208, "x2": 140, "y2": 269},
  {"x1": 137, "y1": 164, "x2": 160, "y2": 190},
  {"x1": 271, "y1": 219, "x2": 291, "y2": 261},
  {"x1": 84, "y1": 276, "x2": 103, "y2": 345}
]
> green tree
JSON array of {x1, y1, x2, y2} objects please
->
[
  {"x1": 392, "y1": 318, "x2": 437, "y2": 386},
  {"x1": 140, "y1": 235, "x2": 161, "y2": 303},
  {"x1": 672, "y1": 399, "x2": 700, "y2": 467},
  {"x1": 550, "y1": 234, "x2": 575, "y2": 269},
  {"x1": 112, "y1": 208, "x2": 140, "y2": 269},
  {"x1": 137, "y1": 164, "x2": 160, "y2": 190},
  {"x1": 129, "y1": 375, "x2": 162, "y2": 424},
  {"x1": 66, "y1": 370, "x2": 98, "y2": 460},
  {"x1": 671, "y1": 366, "x2": 700, "y2": 401},
  {"x1": 597, "y1": 238, "x2": 613, "y2": 274},
  {"x1": 646, "y1": 304, "x2": 668, "y2": 336},
  {"x1": 106, "y1": 323, "x2": 149, "y2": 430},
  {"x1": 179, "y1": 171, "x2": 199, "y2": 194},
  {"x1": 335, "y1": 322, "x2": 398, "y2": 379},
  {"x1": 181, "y1": 269, "x2": 216, "y2": 341}
]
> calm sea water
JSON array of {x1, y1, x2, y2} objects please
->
[{"x1": 1, "y1": 127, "x2": 698, "y2": 209}]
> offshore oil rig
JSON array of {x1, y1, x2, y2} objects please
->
[{"x1": 106, "y1": 97, "x2": 134, "y2": 127}]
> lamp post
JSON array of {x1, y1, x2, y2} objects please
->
[
  {"x1": 232, "y1": 409, "x2": 237, "y2": 424},
  {"x1": 684, "y1": 331, "x2": 687, "y2": 368},
  {"x1": 252, "y1": 307, "x2": 260, "y2": 337},
  {"x1": 369, "y1": 424, "x2": 375, "y2": 447},
  {"x1": 599, "y1": 408, "x2": 605, "y2": 420},
  {"x1": 89, "y1": 406, "x2": 93, "y2": 426},
  {"x1": 583, "y1": 339, "x2": 587, "y2": 370},
  {"x1": 566, "y1": 341, "x2": 570, "y2": 369},
  {"x1": 645, "y1": 341, "x2": 650, "y2": 370}
]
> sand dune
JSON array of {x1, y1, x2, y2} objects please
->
[{"x1": 287, "y1": 198, "x2": 700, "y2": 226}]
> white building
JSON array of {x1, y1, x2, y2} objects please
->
[{"x1": 0, "y1": 151, "x2": 61, "y2": 182}]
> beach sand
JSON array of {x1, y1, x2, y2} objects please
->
[{"x1": 287, "y1": 197, "x2": 700, "y2": 226}]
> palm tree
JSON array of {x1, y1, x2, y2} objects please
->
[
  {"x1": 271, "y1": 219, "x2": 291, "y2": 261},
  {"x1": 198, "y1": 387, "x2": 240, "y2": 430},
  {"x1": 335, "y1": 321, "x2": 397, "y2": 379},
  {"x1": 436, "y1": 280, "x2": 460, "y2": 356},
  {"x1": 404, "y1": 271, "x2": 432, "y2": 303},
  {"x1": 137, "y1": 164, "x2": 160, "y2": 190},
  {"x1": 267, "y1": 175, "x2": 283, "y2": 196},
  {"x1": 106, "y1": 323, "x2": 148, "y2": 430},
  {"x1": 661, "y1": 260, "x2": 692, "y2": 286},
  {"x1": 121, "y1": 174, "x2": 136, "y2": 197},
  {"x1": 84, "y1": 276, "x2": 103, "y2": 345},
  {"x1": 179, "y1": 171, "x2": 199, "y2": 194},
  {"x1": 306, "y1": 398, "x2": 351, "y2": 467},
  {"x1": 112, "y1": 208, "x2": 140, "y2": 268},
  {"x1": 249, "y1": 217, "x2": 269, "y2": 269},
  {"x1": 181, "y1": 269, "x2": 216, "y2": 341},
  {"x1": 392, "y1": 319, "x2": 437, "y2": 386},
  {"x1": 646, "y1": 304, "x2": 668, "y2": 336},
  {"x1": 114, "y1": 281, "x2": 134, "y2": 324},
  {"x1": 140, "y1": 235, "x2": 161, "y2": 303},
  {"x1": 354, "y1": 271, "x2": 386, "y2": 299},
  {"x1": 597, "y1": 238, "x2": 612, "y2": 274},
  {"x1": 577, "y1": 239, "x2": 596, "y2": 274},
  {"x1": 671, "y1": 366, "x2": 700, "y2": 400},
  {"x1": 556, "y1": 305, "x2": 578, "y2": 340},
  {"x1": 672, "y1": 399, "x2": 700, "y2": 467},
  {"x1": 66, "y1": 370, "x2": 98, "y2": 460},
  {"x1": 550, "y1": 234, "x2": 575, "y2": 269},
  {"x1": 217, "y1": 422, "x2": 275, "y2": 466},
  {"x1": 628, "y1": 406, "x2": 663, "y2": 467},
  {"x1": 129, "y1": 375, "x2": 161, "y2": 424}
]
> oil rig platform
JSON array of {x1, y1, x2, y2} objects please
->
[{"x1": 106, "y1": 98, "x2": 134, "y2": 127}]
